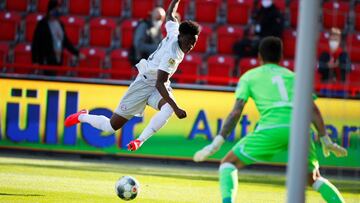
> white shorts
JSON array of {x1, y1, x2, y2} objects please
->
[{"x1": 114, "y1": 75, "x2": 174, "y2": 119}]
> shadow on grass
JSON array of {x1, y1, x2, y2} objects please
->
[
  {"x1": 2, "y1": 163, "x2": 359, "y2": 194},
  {"x1": 0, "y1": 193, "x2": 44, "y2": 197}
]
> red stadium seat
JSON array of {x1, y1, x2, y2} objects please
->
[
  {"x1": 120, "y1": 19, "x2": 139, "y2": 49},
  {"x1": 347, "y1": 33, "x2": 360, "y2": 62},
  {"x1": 355, "y1": 4, "x2": 360, "y2": 31},
  {"x1": 227, "y1": 0, "x2": 253, "y2": 25},
  {"x1": 100, "y1": 0, "x2": 124, "y2": 17},
  {"x1": 89, "y1": 18, "x2": 116, "y2": 47},
  {"x1": 13, "y1": 43, "x2": 70, "y2": 75},
  {"x1": 314, "y1": 70, "x2": 322, "y2": 83},
  {"x1": 217, "y1": 25, "x2": 243, "y2": 54},
  {"x1": 25, "y1": 13, "x2": 44, "y2": 42},
  {"x1": 195, "y1": 0, "x2": 221, "y2": 23},
  {"x1": 0, "y1": 12, "x2": 21, "y2": 41},
  {"x1": 163, "y1": 0, "x2": 189, "y2": 19},
  {"x1": 283, "y1": 29, "x2": 297, "y2": 59},
  {"x1": 5, "y1": 0, "x2": 29, "y2": 12},
  {"x1": 289, "y1": 0, "x2": 299, "y2": 27},
  {"x1": 174, "y1": 53, "x2": 202, "y2": 83},
  {"x1": 318, "y1": 31, "x2": 330, "y2": 55},
  {"x1": 272, "y1": 0, "x2": 286, "y2": 12},
  {"x1": 322, "y1": 1, "x2": 349, "y2": 29},
  {"x1": 207, "y1": 55, "x2": 235, "y2": 85},
  {"x1": 68, "y1": 0, "x2": 92, "y2": 16},
  {"x1": 348, "y1": 64, "x2": 360, "y2": 85},
  {"x1": 280, "y1": 59, "x2": 295, "y2": 71},
  {"x1": 37, "y1": 0, "x2": 49, "y2": 13},
  {"x1": 131, "y1": 0, "x2": 156, "y2": 19},
  {"x1": 239, "y1": 57, "x2": 259, "y2": 75},
  {"x1": 13, "y1": 43, "x2": 33, "y2": 74},
  {"x1": 63, "y1": 50, "x2": 72, "y2": 67},
  {"x1": 192, "y1": 24, "x2": 211, "y2": 53},
  {"x1": 78, "y1": 47, "x2": 106, "y2": 78},
  {"x1": 0, "y1": 43, "x2": 9, "y2": 66},
  {"x1": 110, "y1": 49, "x2": 135, "y2": 80},
  {"x1": 60, "y1": 16, "x2": 85, "y2": 46}
]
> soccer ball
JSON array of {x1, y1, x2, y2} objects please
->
[{"x1": 115, "y1": 176, "x2": 140, "y2": 201}]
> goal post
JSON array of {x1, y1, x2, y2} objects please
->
[{"x1": 286, "y1": 1, "x2": 320, "y2": 203}]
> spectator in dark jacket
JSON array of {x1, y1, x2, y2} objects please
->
[
  {"x1": 130, "y1": 7, "x2": 166, "y2": 65},
  {"x1": 233, "y1": 0, "x2": 284, "y2": 66},
  {"x1": 252, "y1": 0, "x2": 284, "y2": 38},
  {"x1": 318, "y1": 28, "x2": 351, "y2": 82},
  {"x1": 233, "y1": 25, "x2": 259, "y2": 60},
  {"x1": 31, "y1": 0, "x2": 83, "y2": 76}
]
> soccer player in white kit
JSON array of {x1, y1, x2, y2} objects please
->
[{"x1": 64, "y1": 0, "x2": 200, "y2": 151}]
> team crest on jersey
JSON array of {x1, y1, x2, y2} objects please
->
[
  {"x1": 168, "y1": 58, "x2": 176, "y2": 66},
  {"x1": 120, "y1": 104, "x2": 127, "y2": 111}
]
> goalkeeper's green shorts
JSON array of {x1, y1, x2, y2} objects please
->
[{"x1": 231, "y1": 127, "x2": 319, "y2": 172}]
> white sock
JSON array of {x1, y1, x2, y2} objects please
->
[
  {"x1": 138, "y1": 103, "x2": 174, "y2": 142},
  {"x1": 78, "y1": 114, "x2": 115, "y2": 133}
]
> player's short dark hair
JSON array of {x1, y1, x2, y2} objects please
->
[
  {"x1": 259, "y1": 36, "x2": 283, "y2": 63},
  {"x1": 179, "y1": 20, "x2": 201, "y2": 36}
]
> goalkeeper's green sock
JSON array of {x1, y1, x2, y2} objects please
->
[
  {"x1": 312, "y1": 177, "x2": 345, "y2": 203},
  {"x1": 219, "y1": 163, "x2": 238, "y2": 203}
]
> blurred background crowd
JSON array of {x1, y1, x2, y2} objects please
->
[{"x1": 0, "y1": 0, "x2": 359, "y2": 98}]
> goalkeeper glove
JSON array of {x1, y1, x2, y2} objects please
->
[
  {"x1": 193, "y1": 135, "x2": 225, "y2": 162},
  {"x1": 320, "y1": 135, "x2": 348, "y2": 158}
]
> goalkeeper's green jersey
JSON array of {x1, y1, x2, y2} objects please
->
[{"x1": 235, "y1": 63, "x2": 302, "y2": 130}]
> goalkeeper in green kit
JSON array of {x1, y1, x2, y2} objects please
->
[{"x1": 193, "y1": 37, "x2": 348, "y2": 203}]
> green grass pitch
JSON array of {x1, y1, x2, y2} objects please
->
[{"x1": 0, "y1": 155, "x2": 359, "y2": 203}]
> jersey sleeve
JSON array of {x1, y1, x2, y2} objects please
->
[
  {"x1": 165, "y1": 21, "x2": 179, "y2": 37},
  {"x1": 158, "y1": 53, "x2": 180, "y2": 74},
  {"x1": 235, "y1": 74, "x2": 251, "y2": 102}
]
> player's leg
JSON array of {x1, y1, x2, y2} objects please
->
[
  {"x1": 65, "y1": 78, "x2": 149, "y2": 133},
  {"x1": 307, "y1": 141, "x2": 345, "y2": 203},
  {"x1": 308, "y1": 171, "x2": 345, "y2": 203},
  {"x1": 65, "y1": 98, "x2": 136, "y2": 133},
  {"x1": 128, "y1": 98, "x2": 173, "y2": 151},
  {"x1": 219, "y1": 130, "x2": 273, "y2": 203},
  {"x1": 219, "y1": 128, "x2": 289, "y2": 203},
  {"x1": 77, "y1": 112, "x2": 128, "y2": 133},
  {"x1": 128, "y1": 89, "x2": 175, "y2": 151},
  {"x1": 219, "y1": 151, "x2": 245, "y2": 203},
  {"x1": 65, "y1": 109, "x2": 129, "y2": 133},
  {"x1": 137, "y1": 99, "x2": 173, "y2": 142},
  {"x1": 64, "y1": 109, "x2": 118, "y2": 133}
]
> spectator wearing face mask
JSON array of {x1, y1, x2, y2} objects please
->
[
  {"x1": 31, "y1": 0, "x2": 84, "y2": 76},
  {"x1": 318, "y1": 28, "x2": 351, "y2": 82},
  {"x1": 130, "y1": 7, "x2": 166, "y2": 65},
  {"x1": 251, "y1": 0, "x2": 284, "y2": 38}
]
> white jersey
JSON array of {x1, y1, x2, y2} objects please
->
[{"x1": 135, "y1": 20, "x2": 184, "y2": 86}]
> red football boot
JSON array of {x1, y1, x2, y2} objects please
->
[
  {"x1": 127, "y1": 139, "x2": 143, "y2": 151},
  {"x1": 64, "y1": 109, "x2": 88, "y2": 127}
]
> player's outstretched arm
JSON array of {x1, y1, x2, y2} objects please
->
[
  {"x1": 218, "y1": 99, "x2": 246, "y2": 139},
  {"x1": 156, "y1": 70, "x2": 186, "y2": 119},
  {"x1": 166, "y1": 0, "x2": 180, "y2": 22},
  {"x1": 312, "y1": 101, "x2": 347, "y2": 158},
  {"x1": 312, "y1": 101, "x2": 327, "y2": 136},
  {"x1": 193, "y1": 99, "x2": 246, "y2": 162}
]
